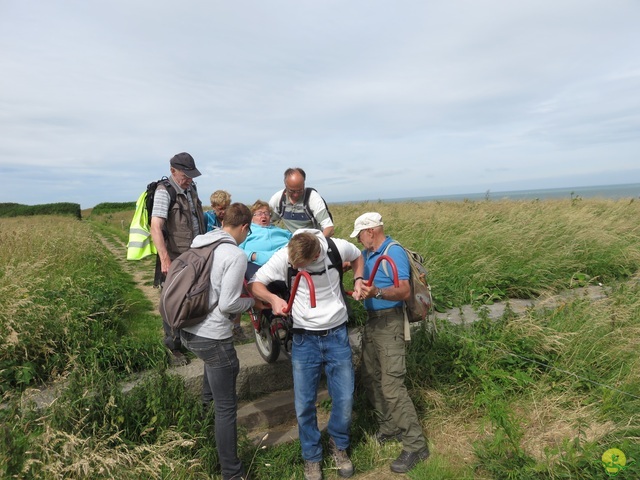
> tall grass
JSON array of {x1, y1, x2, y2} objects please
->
[
  {"x1": 0, "y1": 216, "x2": 163, "y2": 394},
  {"x1": 2, "y1": 197, "x2": 639, "y2": 479},
  {"x1": 331, "y1": 198, "x2": 640, "y2": 309}
]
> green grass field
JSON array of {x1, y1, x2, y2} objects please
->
[{"x1": 1, "y1": 197, "x2": 639, "y2": 479}]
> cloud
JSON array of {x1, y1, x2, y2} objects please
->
[{"x1": 1, "y1": 0, "x2": 639, "y2": 207}]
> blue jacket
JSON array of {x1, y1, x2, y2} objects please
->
[
  {"x1": 239, "y1": 223, "x2": 292, "y2": 265},
  {"x1": 205, "y1": 210, "x2": 222, "y2": 232}
]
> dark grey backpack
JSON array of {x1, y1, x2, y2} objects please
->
[{"x1": 159, "y1": 238, "x2": 232, "y2": 333}]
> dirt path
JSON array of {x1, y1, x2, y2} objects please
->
[{"x1": 95, "y1": 232, "x2": 160, "y2": 310}]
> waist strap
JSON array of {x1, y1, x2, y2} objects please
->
[
  {"x1": 366, "y1": 306, "x2": 404, "y2": 319},
  {"x1": 291, "y1": 322, "x2": 346, "y2": 336}
]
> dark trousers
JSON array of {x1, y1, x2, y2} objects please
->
[{"x1": 180, "y1": 332, "x2": 244, "y2": 480}]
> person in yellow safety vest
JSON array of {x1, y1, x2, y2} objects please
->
[{"x1": 127, "y1": 190, "x2": 157, "y2": 260}]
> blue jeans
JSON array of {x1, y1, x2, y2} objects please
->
[
  {"x1": 291, "y1": 324, "x2": 354, "y2": 462},
  {"x1": 180, "y1": 332, "x2": 244, "y2": 480}
]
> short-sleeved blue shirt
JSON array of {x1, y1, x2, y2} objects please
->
[{"x1": 363, "y1": 236, "x2": 410, "y2": 311}]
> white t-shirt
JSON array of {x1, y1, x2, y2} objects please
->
[{"x1": 251, "y1": 229, "x2": 360, "y2": 331}]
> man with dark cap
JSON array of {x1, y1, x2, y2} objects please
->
[{"x1": 150, "y1": 152, "x2": 206, "y2": 366}]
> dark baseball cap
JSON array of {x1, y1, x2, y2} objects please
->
[{"x1": 170, "y1": 152, "x2": 201, "y2": 178}]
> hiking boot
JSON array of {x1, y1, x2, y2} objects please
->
[
  {"x1": 374, "y1": 430, "x2": 402, "y2": 445},
  {"x1": 228, "y1": 474, "x2": 251, "y2": 480},
  {"x1": 390, "y1": 446, "x2": 430, "y2": 473},
  {"x1": 329, "y1": 438, "x2": 353, "y2": 478},
  {"x1": 233, "y1": 325, "x2": 248, "y2": 342},
  {"x1": 303, "y1": 460, "x2": 322, "y2": 480},
  {"x1": 169, "y1": 350, "x2": 189, "y2": 367}
]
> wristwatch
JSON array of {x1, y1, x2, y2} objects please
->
[{"x1": 375, "y1": 288, "x2": 383, "y2": 299}]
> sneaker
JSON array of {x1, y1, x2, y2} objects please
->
[
  {"x1": 329, "y1": 438, "x2": 354, "y2": 478},
  {"x1": 233, "y1": 325, "x2": 248, "y2": 342},
  {"x1": 169, "y1": 349, "x2": 189, "y2": 367},
  {"x1": 303, "y1": 460, "x2": 322, "y2": 480},
  {"x1": 374, "y1": 430, "x2": 403, "y2": 444},
  {"x1": 390, "y1": 447, "x2": 430, "y2": 473}
]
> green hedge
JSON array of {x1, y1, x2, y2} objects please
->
[
  {"x1": 91, "y1": 202, "x2": 136, "y2": 215},
  {"x1": 0, "y1": 202, "x2": 81, "y2": 219}
]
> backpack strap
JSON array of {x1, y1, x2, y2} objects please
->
[
  {"x1": 160, "y1": 177, "x2": 177, "y2": 207},
  {"x1": 380, "y1": 240, "x2": 402, "y2": 278},
  {"x1": 325, "y1": 237, "x2": 344, "y2": 289},
  {"x1": 302, "y1": 187, "x2": 313, "y2": 217},
  {"x1": 277, "y1": 187, "x2": 332, "y2": 231},
  {"x1": 303, "y1": 187, "x2": 333, "y2": 228},
  {"x1": 286, "y1": 237, "x2": 343, "y2": 290},
  {"x1": 277, "y1": 189, "x2": 287, "y2": 218}
]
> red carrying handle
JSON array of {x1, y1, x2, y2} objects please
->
[
  {"x1": 242, "y1": 273, "x2": 316, "y2": 315},
  {"x1": 367, "y1": 254, "x2": 400, "y2": 287},
  {"x1": 283, "y1": 270, "x2": 316, "y2": 313},
  {"x1": 343, "y1": 255, "x2": 400, "y2": 296}
]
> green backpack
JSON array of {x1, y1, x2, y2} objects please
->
[{"x1": 382, "y1": 241, "x2": 434, "y2": 330}]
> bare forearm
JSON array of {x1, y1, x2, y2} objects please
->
[
  {"x1": 322, "y1": 225, "x2": 335, "y2": 238},
  {"x1": 150, "y1": 218, "x2": 170, "y2": 272}
]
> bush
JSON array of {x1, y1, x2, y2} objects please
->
[{"x1": 0, "y1": 202, "x2": 81, "y2": 219}]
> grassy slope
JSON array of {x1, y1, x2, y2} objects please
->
[{"x1": 2, "y1": 197, "x2": 639, "y2": 479}]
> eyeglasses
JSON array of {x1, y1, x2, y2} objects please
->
[
  {"x1": 245, "y1": 225, "x2": 252, "y2": 235},
  {"x1": 356, "y1": 229, "x2": 370, "y2": 242},
  {"x1": 253, "y1": 211, "x2": 270, "y2": 217},
  {"x1": 286, "y1": 187, "x2": 305, "y2": 194}
]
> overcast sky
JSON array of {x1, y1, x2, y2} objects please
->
[{"x1": 1, "y1": 1, "x2": 639, "y2": 208}]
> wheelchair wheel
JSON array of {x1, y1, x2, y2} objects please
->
[
  {"x1": 276, "y1": 317, "x2": 293, "y2": 360},
  {"x1": 254, "y1": 321, "x2": 280, "y2": 363}
]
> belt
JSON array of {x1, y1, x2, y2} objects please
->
[
  {"x1": 291, "y1": 322, "x2": 346, "y2": 336},
  {"x1": 366, "y1": 306, "x2": 404, "y2": 318}
]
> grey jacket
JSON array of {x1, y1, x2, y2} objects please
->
[{"x1": 181, "y1": 229, "x2": 254, "y2": 340}]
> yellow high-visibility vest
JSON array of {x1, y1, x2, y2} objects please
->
[{"x1": 127, "y1": 191, "x2": 157, "y2": 260}]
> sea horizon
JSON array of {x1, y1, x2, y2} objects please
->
[{"x1": 341, "y1": 182, "x2": 640, "y2": 205}]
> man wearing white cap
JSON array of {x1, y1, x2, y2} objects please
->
[
  {"x1": 350, "y1": 212, "x2": 430, "y2": 474},
  {"x1": 151, "y1": 152, "x2": 206, "y2": 366}
]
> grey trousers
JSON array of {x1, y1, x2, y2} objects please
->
[{"x1": 361, "y1": 309, "x2": 427, "y2": 452}]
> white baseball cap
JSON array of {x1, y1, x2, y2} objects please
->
[{"x1": 350, "y1": 212, "x2": 384, "y2": 238}]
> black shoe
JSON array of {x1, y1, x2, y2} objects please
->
[
  {"x1": 233, "y1": 325, "x2": 248, "y2": 342},
  {"x1": 169, "y1": 349, "x2": 189, "y2": 367},
  {"x1": 374, "y1": 430, "x2": 402, "y2": 444},
  {"x1": 390, "y1": 447, "x2": 430, "y2": 473},
  {"x1": 228, "y1": 474, "x2": 251, "y2": 480}
]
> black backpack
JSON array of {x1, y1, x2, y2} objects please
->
[
  {"x1": 159, "y1": 238, "x2": 233, "y2": 334},
  {"x1": 277, "y1": 187, "x2": 333, "y2": 230},
  {"x1": 145, "y1": 177, "x2": 176, "y2": 230}
]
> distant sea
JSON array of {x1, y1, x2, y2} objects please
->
[{"x1": 375, "y1": 183, "x2": 640, "y2": 204}]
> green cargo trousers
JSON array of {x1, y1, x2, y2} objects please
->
[{"x1": 361, "y1": 307, "x2": 427, "y2": 452}]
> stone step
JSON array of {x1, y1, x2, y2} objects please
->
[
  {"x1": 238, "y1": 387, "x2": 330, "y2": 447},
  {"x1": 171, "y1": 338, "x2": 295, "y2": 401}
]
